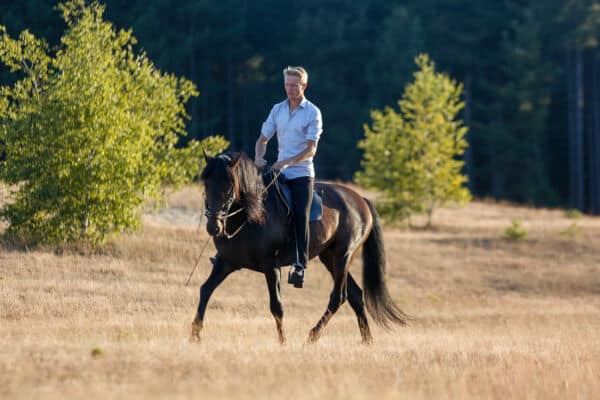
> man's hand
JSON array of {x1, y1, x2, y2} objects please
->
[
  {"x1": 272, "y1": 160, "x2": 288, "y2": 171},
  {"x1": 255, "y1": 158, "x2": 267, "y2": 169},
  {"x1": 255, "y1": 135, "x2": 269, "y2": 169}
]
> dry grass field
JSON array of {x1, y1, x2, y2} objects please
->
[{"x1": 2, "y1": 184, "x2": 600, "y2": 399}]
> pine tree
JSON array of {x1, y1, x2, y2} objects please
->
[
  {"x1": 356, "y1": 54, "x2": 470, "y2": 225},
  {"x1": 366, "y1": 5, "x2": 424, "y2": 111},
  {"x1": 496, "y1": 2, "x2": 556, "y2": 203}
]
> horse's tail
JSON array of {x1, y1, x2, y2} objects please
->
[{"x1": 362, "y1": 198, "x2": 409, "y2": 328}]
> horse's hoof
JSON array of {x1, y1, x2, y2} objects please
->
[
  {"x1": 361, "y1": 336, "x2": 373, "y2": 345},
  {"x1": 360, "y1": 328, "x2": 373, "y2": 345},
  {"x1": 307, "y1": 329, "x2": 320, "y2": 344},
  {"x1": 190, "y1": 320, "x2": 202, "y2": 343},
  {"x1": 189, "y1": 328, "x2": 201, "y2": 343}
]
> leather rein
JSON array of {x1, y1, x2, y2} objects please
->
[{"x1": 204, "y1": 157, "x2": 280, "y2": 239}]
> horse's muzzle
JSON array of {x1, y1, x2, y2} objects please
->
[{"x1": 206, "y1": 218, "x2": 223, "y2": 237}]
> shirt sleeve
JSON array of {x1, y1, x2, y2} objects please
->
[
  {"x1": 261, "y1": 105, "x2": 278, "y2": 140},
  {"x1": 307, "y1": 107, "x2": 323, "y2": 142}
]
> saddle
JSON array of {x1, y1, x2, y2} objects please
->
[
  {"x1": 271, "y1": 174, "x2": 323, "y2": 221},
  {"x1": 260, "y1": 170, "x2": 323, "y2": 267}
]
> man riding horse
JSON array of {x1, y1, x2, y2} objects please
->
[
  {"x1": 192, "y1": 67, "x2": 407, "y2": 344},
  {"x1": 254, "y1": 66, "x2": 322, "y2": 288}
]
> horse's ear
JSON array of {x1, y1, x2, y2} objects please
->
[
  {"x1": 230, "y1": 153, "x2": 241, "y2": 170},
  {"x1": 202, "y1": 148, "x2": 212, "y2": 164}
]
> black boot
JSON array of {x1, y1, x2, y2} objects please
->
[{"x1": 288, "y1": 265, "x2": 305, "y2": 288}]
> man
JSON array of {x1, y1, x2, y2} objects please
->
[{"x1": 255, "y1": 66, "x2": 323, "y2": 288}]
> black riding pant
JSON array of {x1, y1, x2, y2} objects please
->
[{"x1": 287, "y1": 176, "x2": 313, "y2": 268}]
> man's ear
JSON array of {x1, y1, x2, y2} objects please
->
[{"x1": 202, "y1": 148, "x2": 212, "y2": 164}]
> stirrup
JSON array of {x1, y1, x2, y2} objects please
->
[{"x1": 288, "y1": 266, "x2": 304, "y2": 288}]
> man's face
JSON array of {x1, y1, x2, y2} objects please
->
[{"x1": 284, "y1": 74, "x2": 306, "y2": 102}]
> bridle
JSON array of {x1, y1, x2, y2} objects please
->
[
  {"x1": 204, "y1": 187, "x2": 246, "y2": 239},
  {"x1": 204, "y1": 154, "x2": 280, "y2": 239}
]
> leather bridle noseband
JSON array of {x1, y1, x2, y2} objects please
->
[
  {"x1": 204, "y1": 186, "x2": 246, "y2": 239},
  {"x1": 204, "y1": 188, "x2": 237, "y2": 219}
]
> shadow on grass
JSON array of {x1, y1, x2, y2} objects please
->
[
  {"x1": 487, "y1": 275, "x2": 600, "y2": 296},
  {"x1": 429, "y1": 235, "x2": 597, "y2": 256},
  {"x1": 428, "y1": 236, "x2": 509, "y2": 250},
  {"x1": 0, "y1": 232, "x2": 120, "y2": 257}
]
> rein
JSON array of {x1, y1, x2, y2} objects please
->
[
  {"x1": 205, "y1": 167, "x2": 281, "y2": 240},
  {"x1": 262, "y1": 169, "x2": 281, "y2": 195}
]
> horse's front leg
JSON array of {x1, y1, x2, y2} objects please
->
[
  {"x1": 264, "y1": 266, "x2": 285, "y2": 344},
  {"x1": 191, "y1": 256, "x2": 234, "y2": 342}
]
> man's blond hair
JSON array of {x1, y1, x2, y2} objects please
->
[{"x1": 283, "y1": 66, "x2": 308, "y2": 84}]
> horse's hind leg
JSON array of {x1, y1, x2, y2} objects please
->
[
  {"x1": 264, "y1": 267, "x2": 286, "y2": 344},
  {"x1": 309, "y1": 247, "x2": 354, "y2": 343},
  {"x1": 347, "y1": 273, "x2": 372, "y2": 344}
]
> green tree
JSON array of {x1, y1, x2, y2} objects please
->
[
  {"x1": 0, "y1": 0, "x2": 228, "y2": 245},
  {"x1": 495, "y1": 3, "x2": 556, "y2": 204},
  {"x1": 293, "y1": 0, "x2": 384, "y2": 180},
  {"x1": 356, "y1": 54, "x2": 470, "y2": 225},
  {"x1": 366, "y1": 5, "x2": 424, "y2": 111}
]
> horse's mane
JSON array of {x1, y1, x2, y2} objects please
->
[{"x1": 208, "y1": 151, "x2": 265, "y2": 224}]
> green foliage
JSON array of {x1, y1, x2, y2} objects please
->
[
  {"x1": 355, "y1": 54, "x2": 471, "y2": 225},
  {"x1": 564, "y1": 208, "x2": 583, "y2": 219},
  {"x1": 503, "y1": 219, "x2": 528, "y2": 241},
  {"x1": 487, "y1": 2, "x2": 556, "y2": 203},
  {"x1": 2, "y1": 1, "x2": 598, "y2": 209},
  {"x1": 2, "y1": 0, "x2": 600, "y2": 209},
  {"x1": 91, "y1": 347, "x2": 103, "y2": 358},
  {"x1": 560, "y1": 221, "x2": 583, "y2": 239},
  {"x1": 0, "y1": 0, "x2": 228, "y2": 245}
]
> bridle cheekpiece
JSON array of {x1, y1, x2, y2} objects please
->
[{"x1": 204, "y1": 154, "x2": 246, "y2": 238}]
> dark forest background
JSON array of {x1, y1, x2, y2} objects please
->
[{"x1": 2, "y1": 0, "x2": 600, "y2": 212}]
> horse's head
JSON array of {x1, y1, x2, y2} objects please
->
[
  {"x1": 201, "y1": 151, "x2": 241, "y2": 237},
  {"x1": 201, "y1": 151, "x2": 265, "y2": 237}
]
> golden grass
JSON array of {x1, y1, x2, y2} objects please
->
[{"x1": 2, "y1": 187, "x2": 600, "y2": 399}]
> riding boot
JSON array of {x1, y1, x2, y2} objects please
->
[
  {"x1": 287, "y1": 205, "x2": 305, "y2": 288},
  {"x1": 286, "y1": 176, "x2": 312, "y2": 288},
  {"x1": 288, "y1": 265, "x2": 305, "y2": 288}
]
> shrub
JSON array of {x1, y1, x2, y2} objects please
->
[
  {"x1": 504, "y1": 219, "x2": 528, "y2": 241},
  {"x1": 0, "y1": 1, "x2": 228, "y2": 244}
]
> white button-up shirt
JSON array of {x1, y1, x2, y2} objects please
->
[{"x1": 261, "y1": 97, "x2": 323, "y2": 179}]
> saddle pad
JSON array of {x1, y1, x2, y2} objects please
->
[{"x1": 279, "y1": 183, "x2": 323, "y2": 221}]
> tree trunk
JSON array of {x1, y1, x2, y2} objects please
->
[
  {"x1": 590, "y1": 52, "x2": 600, "y2": 213},
  {"x1": 189, "y1": 18, "x2": 198, "y2": 140},
  {"x1": 242, "y1": 84, "x2": 248, "y2": 153},
  {"x1": 568, "y1": 48, "x2": 585, "y2": 210},
  {"x1": 490, "y1": 117, "x2": 505, "y2": 198},
  {"x1": 567, "y1": 49, "x2": 575, "y2": 203},
  {"x1": 227, "y1": 52, "x2": 235, "y2": 148},
  {"x1": 463, "y1": 73, "x2": 474, "y2": 193},
  {"x1": 202, "y1": 61, "x2": 209, "y2": 138},
  {"x1": 575, "y1": 47, "x2": 585, "y2": 211}
]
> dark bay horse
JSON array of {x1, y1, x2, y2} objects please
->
[{"x1": 191, "y1": 151, "x2": 407, "y2": 344}]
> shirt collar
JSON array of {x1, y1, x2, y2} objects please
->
[{"x1": 286, "y1": 97, "x2": 308, "y2": 110}]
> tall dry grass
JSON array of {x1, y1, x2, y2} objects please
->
[{"x1": 1, "y1": 185, "x2": 600, "y2": 399}]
